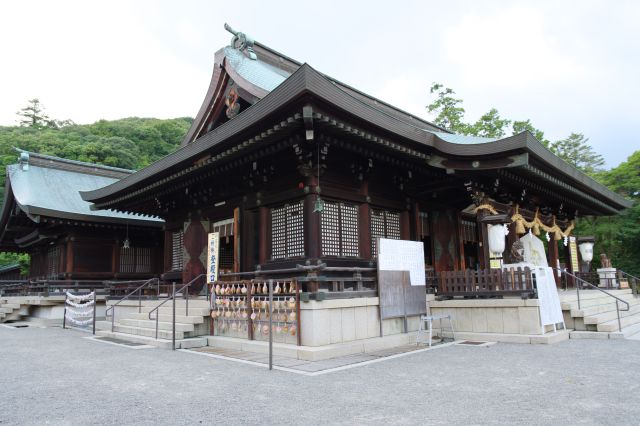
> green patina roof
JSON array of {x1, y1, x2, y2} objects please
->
[
  {"x1": 7, "y1": 162, "x2": 162, "y2": 224},
  {"x1": 430, "y1": 131, "x2": 498, "y2": 144},
  {"x1": 224, "y1": 47, "x2": 290, "y2": 92}
]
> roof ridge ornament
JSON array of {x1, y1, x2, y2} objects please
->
[{"x1": 224, "y1": 23, "x2": 257, "y2": 60}]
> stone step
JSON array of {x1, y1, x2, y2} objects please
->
[
  {"x1": 0, "y1": 307, "x2": 15, "y2": 314},
  {"x1": 127, "y1": 312, "x2": 204, "y2": 324},
  {"x1": 112, "y1": 324, "x2": 187, "y2": 340},
  {"x1": 95, "y1": 330, "x2": 207, "y2": 349},
  {"x1": 570, "y1": 295, "x2": 640, "y2": 318},
  {"x1": 562, "y1": 293, "x2": 639, "y2": 311},
  {"x1": 560, "y1": 289, "x2": 632, "y2": 303},
  {"x1": 119, "y1": 318, "x2": 195, "y2": 332},
  {"x1": 140, "y1": 306, "x2": 210, "y2": 316},
  {"x1": 597, "y1": 311, "x2": 640, "y2": 333},
  {"x1": 1, "y1": 303, "x2": 21, "y2": 310},
  {"x1": 583, "y1": 302, "x2": 640, "y2": 325}
]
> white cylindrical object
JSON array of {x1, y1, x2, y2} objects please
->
[
  {"x1": 487, "y1": 224, "x2": 506, "y2": 257},
  {"x1": 578, "y1": 242, "x2": 594, "y2": 262}
]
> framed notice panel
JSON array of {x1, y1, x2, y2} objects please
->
[
  {"x1": 206, "y1": 232, "x2": 220, "y2": 284},
  {"x1": 377, "y1": 270, "x2": 427, "y2": 335},
  {"x1": 378, "y1": 238, "x2": 426, "y2": 286}
]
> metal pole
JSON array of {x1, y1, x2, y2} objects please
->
[
  {"x1": 268, "y1": 279, "x2": 273, "y2": 371},
  {"x1": 92, "y1": 289, "x2": 96, "y2": 335},
  {"x1": 575, "y1": 270, "x2": 581, "y2": 311},
  {"x1": 172, "y1": 282, "x2": 176, "y2": 350},
  {"x1": 616, "y1": 300, "x2": 622, "y2": 332},
  {"x1": 186, "y1": 281, "x2": 189, "y2": 316},
  {"x1": 63, "y1": 293, "x2": 67, "y2": 329},
  {"x1": 111, "y1": 304, "x2": 115, "y2": 332}
]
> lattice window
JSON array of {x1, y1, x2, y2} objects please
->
[
  {"x1": 321, "y1": 201, "x2": 359, "y2": 257},
  {"x1": 120, "y1": 247, "x2": 152, "y2": 273},
  {"x1": 171, "y1": 231, "x2": 184, "y2": 271},
  {"x1": 462, "y1": 219, "x2": 478, "y2": 243},
  {"x1": 371, "y1": 209, "x2": 401, "y2": 256},
  {"x1": 46, "y1": 246, "x2": 59, "y2": 277},
  {"x1": 271, "y1": 201, "x2": 305, "y2": 259}
]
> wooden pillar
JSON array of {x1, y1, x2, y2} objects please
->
[
  {"x1": 258, "y1": 206, "x2": 269, "y2": 265},
  {"x1": 358, "y1": 180, "x2": 371, "y2": 260},
  {"x1": 457, "y1": 212, "x2": 466, "y2": 270},
  {"x1": 548, "y1": 239, "x2": 561, "y2": 287},
  {"x1": 233, "y1": 207, "x2": 240, "y2": 273},
  {"x1": 65, "y1": 237, "x2": 74, "y2": 275},
  {"x1": 400, "y1": 211, "x2": 410, "y2": 240},
  {"x1": 304, "y1": 174, "x2": 321, "y2": 260},
  {"x1": 476, "y1": 210, "x2": 489, "y2": 270}
]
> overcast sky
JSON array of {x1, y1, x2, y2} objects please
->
[{"x1": 1, "y1": 0, "x2": 638, "y2": 167}]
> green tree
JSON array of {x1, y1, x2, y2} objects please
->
[
  {"x1": 16, "y1": 98, "x2": 52, "y2": 128},
  {"x1": 512, "y1": 119, "x2": 549, "y2": 146},
  {"x1": 575, "y1": 150, "x2": 639, "y2": 275},
  {"x1": 426, "y1": 83, "x2": 468, "y2": 133},
  {"x1": 549, "y1": 133, "x2": 605, "y2": 174},
  {"x1": 467, "y1": 108, "x2": 512, "y2": 138}
]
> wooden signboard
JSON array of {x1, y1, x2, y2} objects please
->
[
  {"x1": 568, "y1": 236, "x2": 579, "y2": 273},
  {"x1": 206, "y1": 232, "x2": 220, "y2": 284},
  {"x1": 377, "y1": 270, "x2": 427, "y2": 335}
]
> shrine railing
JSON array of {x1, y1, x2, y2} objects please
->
[{"x1": 437, "y1": 267, "x2": 536, "y2": 298}]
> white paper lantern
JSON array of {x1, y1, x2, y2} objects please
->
[
  {"x1": 487, "y1": 224, "x2": 506, "y2": 257},
  {"x1": 578, "y1": 242, "x2": 594, "y2": 262}
]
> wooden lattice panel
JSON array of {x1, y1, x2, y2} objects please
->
[
  {"x1": 286, "y1": 201, "x2": 305, "y2": 257},
  {"x1": 321, "y1": 202, "x2": 359, "y2": 257},
  {"x1": 385, "y1": 211, "x2": 401, "y2": 240},
  {"x1": 321, "y1": 202, "x2": 341, "y2": 256},
  {"x1": 371, "y1": 209, "x2": 401, "y2": 257},
  {"x1": 171, "y1": 231, "x2": 184, "y2": 271},
  {"x1": 46, "y1": 246, "x2": 59, "y2": 277},
  {"x1": 341, "y1": 203, "x2": 359, "y2": 257},
  {"x1": 271, "y1": 201, "x2": 305, "y2": 259}
]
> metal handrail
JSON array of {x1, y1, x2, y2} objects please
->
[
  {"x1": 105, "y1": 277, "x2": 159, "y2": 332},
  {"x1": 147, "y1": 274, "x2": 207, "y2": 349},
  {"x1": 618, "y1": 270, "x2": 640, "y2": 295},
  {"x1": 556, "y1": 268, "x2": 629, "y2": 332}
]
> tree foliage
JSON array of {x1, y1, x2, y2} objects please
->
[
  {"x1": 512, "y1": 119, "x2": 549, "y2": 147},
  {"x1": 0, "y1": 103, "x2": 193, "y2": 270},
  {"x1": 575, "y1": 151, "x2": 640, "y2": 275},
  {"x1": 467, "y1": 108, "x2": 512, "y2": 138},
  {"x1": 549, "y1": 133, "x2": 605, "y2": 175},
  {"x1": 426, "y1": 83, "x2": 636, "y2": 274},
  {"x1": 426, "y1": 83, "x2": 468, "y2": 133}
]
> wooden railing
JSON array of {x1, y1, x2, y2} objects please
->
[{"x1": 437, "y1": 267, "x2": 536, "y2": 298}]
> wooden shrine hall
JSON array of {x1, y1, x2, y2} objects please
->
[
  {"x1": 82, "y1": 25, "x2": 629, "y2": 291},
  {"x1": 79, "y1": 25, "x2": 632, "y2": 347},
  {"x1": 0, "y1": 150, "x2": 165, "y2": 281}
]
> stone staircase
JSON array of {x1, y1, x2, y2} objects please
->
[
  {"x1": 96, "y1": 299, "x2": 210, "y2": 349},
  {"x1": 0, "y1": 298, "x2": 28, "y2": 322},
  {"x1": 560, "y1": 289, "x2": 640, "y2": 339}
]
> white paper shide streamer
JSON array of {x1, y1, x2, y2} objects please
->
[{"x1": 65, "y1": 292, "x2": 95, "y2": 326}]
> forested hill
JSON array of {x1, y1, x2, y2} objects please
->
[{"x1": 0, "y1": 116, "x2": 193, "y2": 197}]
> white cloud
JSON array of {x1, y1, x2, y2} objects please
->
[{"x1": 443, "y1": 5, "x2": 585, "y2": 89}]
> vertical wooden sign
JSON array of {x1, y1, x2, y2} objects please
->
[
  {"x1": 568, "y1": 236, "x2": 579, "y2": 273},
  {"x1": 207, "y1": 232, "x2": 220, "y2": 284}
]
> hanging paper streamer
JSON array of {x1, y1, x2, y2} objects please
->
[{"x1": 65, "y1": 292, "x2": 95, "y2": 327}]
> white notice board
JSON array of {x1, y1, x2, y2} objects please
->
[
  {"x1": 378, "y1": 239, "x2": 425, "y2": 286},
  {"x1": 206, "y1": 232, "x2": 220, "y2": 284},
  {"x1": 532, "y1": 266, "x2": 564, "y2": 326}
]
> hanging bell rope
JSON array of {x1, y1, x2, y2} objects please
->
[{"x1": 510, "y1": 205, "x2": 574, "y2": 238}]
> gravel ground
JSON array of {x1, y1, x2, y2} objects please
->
[{"x1": 1, "y1": 325, "x2": 640, "y2": 425}]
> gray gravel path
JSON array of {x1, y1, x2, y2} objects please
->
[{"x1": 1, "y1": 325, "x2": 640, "y2": 425}]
